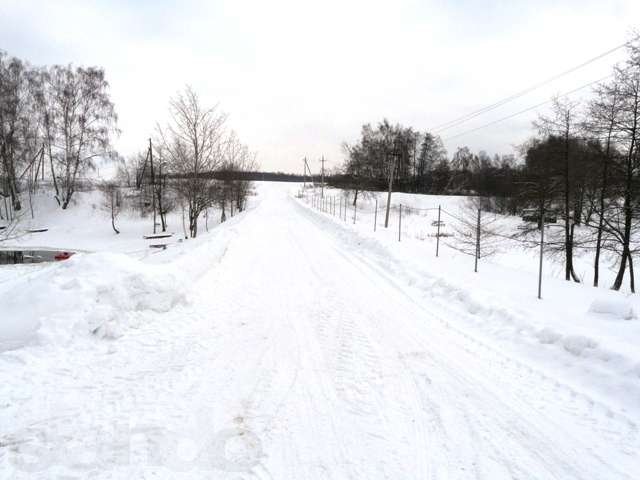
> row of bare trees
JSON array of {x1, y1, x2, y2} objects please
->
[
  {"x1": 155, "y1": 87, "x2": 257, "y2": 237},
  {"x1": 519, "y1": 37, "x2": 640, "y2": 290},
  {"x1": 115, "y1": 87, "x2": 257, "y2": 238},
  {"x1": 0, "y1": 50, "x2": 117, "y2": 213}
]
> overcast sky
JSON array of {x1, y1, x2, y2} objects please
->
[{"x1": 1, "y1": 0, "x2": 638, "y2": 173}]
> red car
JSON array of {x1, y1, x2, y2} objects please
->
[{"x1": 54, "y1": 251, "x2": 74, "y2": 261}]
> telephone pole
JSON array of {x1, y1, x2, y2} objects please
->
[
  {"x1": 303, "y1": 157, "x2": 315, "y2": 191},
  {"x1": 302, "y1": 157, "x2": 307, "y2": 190},
  {"x1": 149, "y1": 138, "x2": 157, "y2": 234},
  {"x1": 384, "y1": 141, "x2": 400, "y2": 228},
  {"x1": 320, "y1": 156, "x2": 326, "y2": 198}
]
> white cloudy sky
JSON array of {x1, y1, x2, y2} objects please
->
[{"x1": 1, "y1": 0, "x2": 638, "y2": 172}]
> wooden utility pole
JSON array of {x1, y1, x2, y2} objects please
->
[
  {"x1": 474, "y1": 208, "x2": 481, "y2": 273},
  {"x1": 303, "y1": 157, "x2": 315, "y2": 194},
  {"x1": 303, "y1": 157, "x2": 314, "y2": 190},
  {"x1": 149, "y1": 138, "x2": 157, "y2": 234},
  {"x1": 436, "y1": 205, "x2": 441, "y2": 257},
  {"x1": 374, "y1": 198, "x2": 378, "y2": 232},
  {"x1": 384, "y1": 146, "x2": 399, "y2": 228},
  {"x1": 320, "y1": 156, "x2": 326, "y2": 198},
  {"x1": 157, "y1": 160, "x2": 167, "y2": 232}
]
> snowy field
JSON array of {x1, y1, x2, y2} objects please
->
[
  {"x1": 1, "y1": 182, "x2": 639, "y2": 479},
  {"x1": 1, "y1": 188, "x2": 228, "y2": 257}
]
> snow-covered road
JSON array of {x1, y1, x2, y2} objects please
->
[{"x1": 2, "y1": 186, "x2": 639, "y2": 479}]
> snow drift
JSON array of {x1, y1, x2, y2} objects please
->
[
  {"x1": 0, "y1": 252, "x2": 186, "y2": 351},
  {"x1": 0, "y1": 206, "x2": 241, "y2": 352},
  {"x1": 588, "y1": 298, "x2": 636, "y2": 320}
]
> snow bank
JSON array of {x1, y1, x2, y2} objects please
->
[
  {"x1": 588, "y1": 298, "x2": 636, "y2": 320},
  {"x1": 296, "y1": 190, "x2": 640, "y2": 416},
  {"x1": 0, "y1": 252, "x2": 186, "y2": 351},
  {"x1": 0, "y1": 202, "x2": 243, "y2": 352}
]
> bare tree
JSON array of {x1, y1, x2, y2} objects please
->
[
  {"x1": 415, "y1": 132, "x2": 447, "y2": 192},
  {"x1": 534, "y1": 96, "x2": 582, "y2": 282},
  {"x1": 584, "y1": 78, "x2": 624, "y2": 286},
  {"x1": 151, "y1": 141, "x2": 171, "y2": 232},
  {"x1": 519, "y1": 137, "x2": 562, "y2": 230},
  {"x1": 447, "y1": 200, "x2": 505, "y2": 272},
  {"x1": 341, "y1": 142, "x2": 365, "y2": 208},
  {"x1": 38, "y1": 65, "x2": 117, "y2": 209},
  {"x1": 157, "y1": 86, "x2": 226, "y2": 238},
  {"x1": 607, "y1": 43, "x2": 640, "y2": 291},
  {"x1": 226, "y1": 132, "x2": 257, "y2": 213},
  {"x1": 0, "y1": 51, "x2": 40, "y2": 211},
  {"x1": 101, "y1": 181, "x2": 121, "y2": 234},
  {"x1": 212, "y1": 132, "x2": 256, "y2": 222}
]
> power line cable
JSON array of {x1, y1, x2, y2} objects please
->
[
  {"x1": 430, "y1": 38, "x2": 636, "y2": 134},
  {"x1": 442, "y1": 73, "x2": 613, "y2": 141}
]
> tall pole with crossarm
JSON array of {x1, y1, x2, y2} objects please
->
[
  {"x1": 320, "y1": 156, "x2": 326, "y2": 199},
  {"x1": 384, "y1": 140, "x2": 401, "y2": 228}
]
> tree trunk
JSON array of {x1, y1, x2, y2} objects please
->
[
  {"x1": 594, "y1": 138, "x2": 612, "y2": 287},
  {"x1": 190, "y1": 213, "x2": 198, "y2": 238},
  {"x1": 612, "y1": 209, "x2": 633, "y2": 291},
  {"x1": 157, "y1": 173, "x2": 167, "y2": 232},
  {"x1": 563, "y1": 133, "x2": 572, "y2": 282},
  {"x1": 573, "y1": 185, "x2": 584, "y2": 225},
  {"x1": 181, "y1": 203, "x2": 188, "y2": 239},
  {"x1": 612, "y1": 248, "x2": 629, "y2": 291},
  {"x1": 110, "y1": 190, "x2": 120, "y2": 234},
  {"x1": 568, "y1": 223, "x2": 580, "y2": 282},
  {"x1": 629, "y1": 252, "x2": 635, "y2": 293},
  {"x1": 612, "y1": 137, "x2": 636, "y2": 291},
  {"x1": 1, "y1": 151, "x2": 21, "y2": 211}
]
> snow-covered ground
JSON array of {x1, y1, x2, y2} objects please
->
[
  {"x1": 1, "y1": 182, "x2": 639, "y2": 479},
  {"x1": 1, "y1": 188, "x2": 227, "y2": 257},
  {"x1": 309, "y1": 187, "x2": 631, "y2": 288},
  {"x1": 300, "y1": 187, "x2": 640, "y2": 416}
]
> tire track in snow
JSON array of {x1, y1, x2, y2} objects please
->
[
  {"x1": 293, "y1": 195, "x2": 639, "y2": 479},
  {"x1": 288, "y1": 223, "x2": 437, "y2": 479}
]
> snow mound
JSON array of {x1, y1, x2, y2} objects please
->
[
  {"x1": 535, "y1": 329, "x2": 599, "y2": 357},
  {"x1": 536, "y1": 327, "x2": 562, "y2": 344},
  {"x1": 0, "y1": 252, "x2": 186, "y2": 351},
  {"x1": 588, "y1": 298, "x2": 636, "y2": 320},
  {"x1": 562, "y1": 335, "x2": 599, "y2": 357}
]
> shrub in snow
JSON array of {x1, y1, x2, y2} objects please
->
[{"x1": 588, "y1": 299, "x2": 636, "y2": 320}]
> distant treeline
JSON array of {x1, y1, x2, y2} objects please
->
[{"x1": 203, "y1": 171, "x2": 307, "y2": 182}]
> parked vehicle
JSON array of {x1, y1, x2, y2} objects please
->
[{"x1": 521, "y1": 208, "x2": 557, "y2": 224}]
